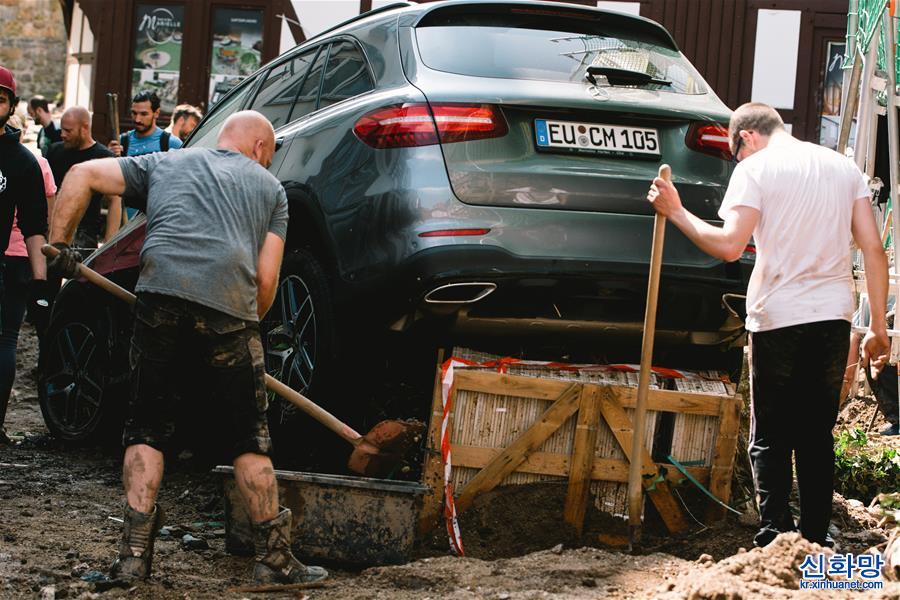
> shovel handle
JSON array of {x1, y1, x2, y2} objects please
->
[
  {"x1": 40, "y1": 244, "x2": 364, "y2": 447},
  {"x1": 627, "y1": 164, "x2": 671, "y2": 540}
]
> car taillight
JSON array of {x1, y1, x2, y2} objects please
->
[
  {"x1": 686, "y1": 122, "x2": 732, "y2": 160},
  {"x1": 741, "y1": 242, "x2": 756, "y2": 260},
  {"x1": 419, "y1": 228, "x2": 491, "y2": 238},
  {"x1": 353, "y1": 103, "x2": 507, "y2": 149}
]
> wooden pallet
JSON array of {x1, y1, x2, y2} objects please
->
[{"x1": 418, "y1": 353, "x2": 741, "y2": 537}]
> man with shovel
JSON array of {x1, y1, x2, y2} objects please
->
[
  {"x1": 47, "y1": 110, "x2": 328, "y2": 585},
  {"x1": 646, "y1": 102, "x2": 890, "y2": 548}
]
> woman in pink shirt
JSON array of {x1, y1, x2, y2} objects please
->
[{"x1": 0, "y1": 113, "x2": 55, "y2": 439}]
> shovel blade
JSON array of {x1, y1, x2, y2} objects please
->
[{"x1": 347, "y1": 419, "x2": 425, "y2": 478}]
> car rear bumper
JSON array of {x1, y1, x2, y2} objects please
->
[{"x1": 367, "y1": 245, "x2": 748, "y2": 346}]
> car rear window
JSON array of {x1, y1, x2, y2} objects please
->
[{"x1": 415, "y1": 10, "x2": 707, "y2": 95}]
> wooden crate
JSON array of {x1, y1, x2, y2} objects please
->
[{"x1": 418, "y1": 350, "x2": 741, "y2": 537}]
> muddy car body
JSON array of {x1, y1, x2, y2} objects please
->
[{"x1": 38, "y1": 0, "x2": 752, "y2": 441}]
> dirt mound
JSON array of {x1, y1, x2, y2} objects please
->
[
  {"x1": 656, "y1": 532, "x2": 899, "y2": 600},
  {"x1": 321, "y1": 546, "x2": 691, "y2": 599}
]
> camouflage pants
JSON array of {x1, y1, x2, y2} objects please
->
[
  {"x1": 124, "y1": 293, "x2": 272, "y2": 458},
  {"x1": 748, "y1": 319, "x2": 849, "y2": 547}
]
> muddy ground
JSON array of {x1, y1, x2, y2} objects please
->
[{"x1": 2, "y1": 328, "x2": 900, "y2": 599}]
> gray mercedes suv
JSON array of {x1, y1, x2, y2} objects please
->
[{"x1": 39, "y1": 0, "x2": 750, "y2": 444}]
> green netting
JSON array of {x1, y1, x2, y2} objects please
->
[{"x1": 843, "y1": 0, "x2": 895, "y2": 72}]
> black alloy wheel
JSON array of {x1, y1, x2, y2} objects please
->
[
  {"x1": 38, "y1": 317, "x2": 110, "y2": 441},
  {"x1": 261, "y1": 249, "x2": 335, "y2": 424}
]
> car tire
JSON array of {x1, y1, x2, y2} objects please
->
[
  {"x1": 260, "y1": 249, "x2": 337, "y2": 456},
  {"x1": 38, "y1": 308, "x2": 120, "y2": 442}
]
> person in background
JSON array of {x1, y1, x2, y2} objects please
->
[
  {"x1": 47, "y1": 107, "x2": 120, "y2": 248},
  {"x1": 0, "y1": 65, "x2": 51, "y2": 445},
  {"x1": 108, "y1": 91, "x2": 182, "y2": 157},
  {"x1": 28, "y1": 95, "x2": 62, "y2": 157},
  {"x1": 165, "y1": 104, "x2": 202, "y2": 143},
  {"x1": 0, "y1": 113, "x2": 56, "y2": 443}
]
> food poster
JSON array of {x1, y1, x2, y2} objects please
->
[
  {"x1": 208, "y1": 8, "x2": 263, "y2": 105},
  {"x1": 819, "y1": 41, "x2": 856, "y2": 150},
  {"x1": 132, "y1": 5, "x2": 184, "y2": 114}
]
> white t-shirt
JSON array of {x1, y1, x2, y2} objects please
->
[{"x1": 719, "y1": 135, "x2": 869, "y2": 332}]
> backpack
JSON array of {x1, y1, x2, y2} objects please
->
[{"x1": 120, "y1": 130, "x2": 171, "y2": 155}]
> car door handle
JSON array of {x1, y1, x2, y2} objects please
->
[{"x1": 275, "y1": 137, "x2": 285, "y2": 151}]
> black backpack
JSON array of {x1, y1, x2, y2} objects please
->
[{"x1": 120, "y1": 130, "x2": 171, "y2": 154}]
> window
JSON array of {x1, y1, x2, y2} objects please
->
[
  {"x1": 318, "y1": 40, "x2": 374, "y2": 109},
  {"x1": 65, "y1": 1, "x2": 95, "y2": 109},
  {"x1": 415, "y1": 14, "x2": 707, "y2": 94},
  {"x1": 289, "y1": 46, "x2": 326, "y2": 120},
  {"x1": 187, "y1": 80, "x2": 256, "y2": 148},
  {"x1": 250, "y1": 51, "x2": 315, "y2": 128}
]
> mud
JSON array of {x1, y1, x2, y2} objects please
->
[{"x1": 2, "y1": 325, "x2": 900, "y2": 599}]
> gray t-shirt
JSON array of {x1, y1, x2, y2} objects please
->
[{"x1": 118, "y1": 148, "x2": 289, "y2": 321}]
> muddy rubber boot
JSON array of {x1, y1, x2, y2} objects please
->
[
  {"x1": 253, "y1": 507, "x2": 328, "y2": 584},
  {"x1": 109, "y1": 503, "x2": 165, "y2": 580}
]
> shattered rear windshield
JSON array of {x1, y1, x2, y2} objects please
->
[{"x1": 415, "y1": 25, "x2": 708, "y2": 95}]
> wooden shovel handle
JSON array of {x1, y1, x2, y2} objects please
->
[
  {"x1": 627, "y1": 164, "x2": 671, "y2": 537},
  {"x1": 41, "y1": 244, "x2": 364, "y2": 446}
]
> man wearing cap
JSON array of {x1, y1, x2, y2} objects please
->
[{"x1": 0, "y1": 65, "x2": 51, "y2": 444}]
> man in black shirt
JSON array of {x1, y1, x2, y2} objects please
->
[
  {"x1": 48, "y1": 107, "x2": 119, "y2": 248},
  {"x1": 28, "y1": 96, "x2": 61, "y2": 157},
  {"x1": 0, "y1": 65, "x2": 50, "y2": 444}
]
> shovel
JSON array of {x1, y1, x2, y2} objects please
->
[
  {"x1": 627, "y1": 164, "x2": 671, "y2": 546},
  {"x1": 41, "y1": 245, "x2": 424, "y2": 478}
]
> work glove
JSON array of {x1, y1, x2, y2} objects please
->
[
  {"x1": 27, "y1": 279, "x2": 55, "y2": 338},
  {"x1": 46, "y1": 241, "x2": 82, "y2": 280}
]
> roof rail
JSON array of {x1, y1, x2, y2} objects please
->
[{"x1": 303, "y1": 2, "x2": 414, "y2": 43}]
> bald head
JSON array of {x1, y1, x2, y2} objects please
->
[
  {"x1": 60, "y1": 106, "x2": 93, "y2": 150},
  {"x1": 217, "y1": 110, "x2": 276, "y2": 168}
]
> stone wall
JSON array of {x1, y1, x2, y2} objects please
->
[{"x1": 0, "y1": 0, "x2": 67, "y2": 101}]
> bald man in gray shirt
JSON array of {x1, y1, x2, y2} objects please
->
[{"x1": 48, "y1": 111, "x2": 327, "y2": 586}]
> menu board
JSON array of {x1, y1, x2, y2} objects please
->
[
  {"x1": 208, "y1": 8, "x2": 263, "y2": 105},
  {"x1": 132, "y1": 4, "x2": 184, "y2": 113}
]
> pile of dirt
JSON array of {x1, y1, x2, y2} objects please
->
[
  {"x1": 837, "y1": 394, "x2": 890, "y2": 433},
  {"x1": 656, "y1": 532, "x2": 900, "y2": 599},
  {"x1": 321, "y1": 546, "x2": 691, "y2": 600}
]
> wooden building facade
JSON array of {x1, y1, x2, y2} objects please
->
[{"x1": 60, "y1": 0, "x2": 852, "y2": 146}]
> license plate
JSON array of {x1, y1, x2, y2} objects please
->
[{"x1": 534, "y1": 119, "x2": 660, "y2": 157}]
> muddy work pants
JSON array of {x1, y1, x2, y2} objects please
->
[{"x1": 748, "y1": 320, "x2": 849, "y2": 547}]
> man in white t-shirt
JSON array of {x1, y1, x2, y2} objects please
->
[{"x1": 647, "y1": 102, "x2": 889, "y2": 548}]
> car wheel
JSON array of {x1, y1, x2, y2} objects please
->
[
  {"x1": 261, "y1": 249, "x2": 336, "y2": 426},
  {"x1": 38, "y1": 310, "x2": 113, "y2": 442}
]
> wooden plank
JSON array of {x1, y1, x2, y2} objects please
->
[
  {"x1": 606, "y1": 385, "x2": 723, "y2": 416},
  {"x1": 683, "y1": 0, "x2": 700, "y2": 62},
  {"x1": 715, "y1": 0, "x2": 736, "y2": 107},
  {"x1": 452, "y1": 369, "x2": 573, "y2": 401},
  {"x1": 417, "y1": 350, "x2": 446, "y2": 536},
  {"x1": 597, "y1": 387, "x2": 689, "y2": 534},
  {"x1": 455, "y1": 383, "x2": 582, "y2": 512},
  {"x1": 454, "y1": 370, "x2": 723, "y2": 415},
  {"x1": 449, "y1": 446, "x2": 711, "y2": 486},
  {"x1": 564, "y1": 386, "x2": 601, "y2": 534},
  {"x1": 734, "y1": 0, "x2": 753, "y2": 107},
  {"x1": 706, "y1": 394, "x2": 742, "y2": 522}
]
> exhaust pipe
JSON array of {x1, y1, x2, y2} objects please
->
[{"x1": 424, "y1": 282, "x2": 497, "y2": 304}]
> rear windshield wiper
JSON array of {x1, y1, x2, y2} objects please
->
[{"x1": 585, "y1": 65, "x2": 671, "y2": 87}]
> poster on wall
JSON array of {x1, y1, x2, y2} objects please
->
[
  {"x1": 208, "y1": 8, "x2": 263, "y2": 105},
  {"x1": 819, "y1": 41, "x2": 856, "y2": 150},
  {"x1": 132, "y1": 4, "x2": 184, "y2": 114}
]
